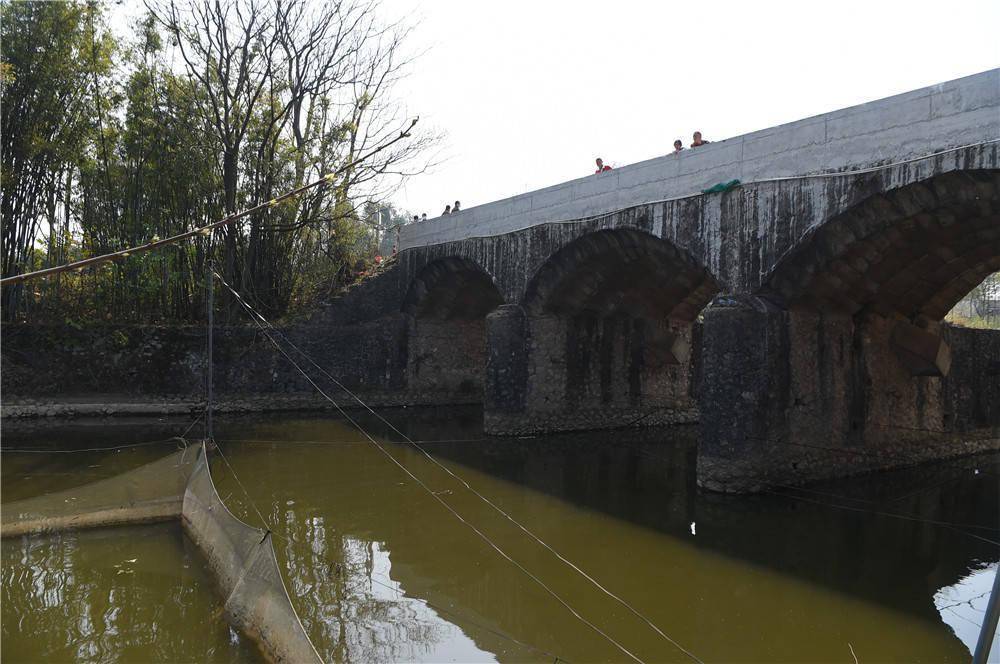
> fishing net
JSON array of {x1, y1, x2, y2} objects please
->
[
  {"x1": 182, "y1": 443, "x2": 321, "y2": 663},
  {"x1": 1, "y1": 443, "x2": 200, "y2": 537},
  {"x1": 2, "y1": 441, "x2": 321, "y2": 663}
]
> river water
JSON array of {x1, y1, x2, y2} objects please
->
[{"x1": 2, "y1": 408, "x2": 998, "y2": 662}]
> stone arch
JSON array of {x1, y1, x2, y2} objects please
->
[
  {"x1": 762, "y1": 170, "x2": 1000, "y2": 321},
  {"x1": 401, "y1": 257, "x2": 505, "y2": 403},
  {"x1": 522, "y1": 229, "x2": 718, "y2": 320},
  {"x1": 710, "y1": 170, "x2": 1000, "y2": 481},
  {"x1": 402, "y1": 257, "x2": 504, "y2": 320},
  {"x1": 402, "y1": 256, "x2": 504, "y2": 320},
  {"x1": 492, "y1": 229, "x2": 718, "y2": 434}
]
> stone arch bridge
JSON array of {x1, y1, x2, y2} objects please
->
[{"x1": 312, "y1": 69, "x2": 1000, "y2": 491}]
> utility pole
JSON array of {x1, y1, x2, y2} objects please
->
[
  {"x1": 973, "y1": 565, "x2": 1000, "y2": 663},
  {"x1": 206, "y1": 260, "x2": 214, "y2": 442}
]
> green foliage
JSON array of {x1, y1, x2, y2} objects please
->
[
  {"x1": 946, "y1": 272, "x2": 1000, "y2": 330},
  {"x1": 1, "y1": 0, "x2": 424, "y2": 324},
  {"x1": 1, "y1": 0, "x2": 111, "y2": 313}
]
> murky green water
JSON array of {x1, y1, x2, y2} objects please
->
[{"x1": 3, "y1": 408, "x2": 998, "y2": 662}]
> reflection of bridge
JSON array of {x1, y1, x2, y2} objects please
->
[
  {"x1": 314, "y1": 69, "x2": 1000, "y2": 491},
  {"x1": 343, "y1": 410, "x2": 993, "y2": 661}
]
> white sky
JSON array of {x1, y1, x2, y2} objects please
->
[{"x1": 382, "y1": 0, "x2": 999, "y2": 217}]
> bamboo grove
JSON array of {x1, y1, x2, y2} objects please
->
[{"x1": 1, "y1": 0, "x2": 432, "y2": 323}]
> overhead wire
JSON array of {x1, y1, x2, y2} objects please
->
[
  {"x1": 622, "y1": 440, "x2": 1000, "y2": 543},
  {"x1": 758, "y1": 489, "x2": 1000, "y2": 546},
  {"x1": 883, "y1": 467, "x2": 1000, "y2": 505},
  {"x1": 210, "y1": 439, "x2": 275, "y2": 535},
  {"x1": 0, "y1": 436, "x2": 188, "y2": 454},
  {"x1": 215, "y1": 271, "x2": 652, "y2": 664},
  {"x1": 215, "y1": 436, "x2": 495, "y2": 446},
  {"x1": 938, "y1": 589, "x2": 995, "y2": 613},
  {"x1": 180, "y1": 407, "x2": 207, "y2": 439},
  {"x1": 216, "y1": 272, "x2": 704, "y2": 663},
  {"x1": 344, "y1": 572, "x2": 572, "y2": 663},
  {"x1": 944, "y1": 605, "x2": 985, "y2": 629},
  {"x1": 0, "y1": 118, "x2": 419, "y2": 287}
]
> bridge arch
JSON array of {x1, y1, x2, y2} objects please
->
[
  {"x1": 697, "y1": 169, "x2": 1000, "y2": 491},
  {"x1": 491, "y1": 229, "x2": 718, "y2": 433},
  {"x1": 522, "y1": 229, "x2": 718, "y2": 320},
  {"x1": 762, "y1": 170, "x2": 1000, "y2": 322},
  {"x1": 402, "y1": 257, "x2": 505, "y2": 402},
  {"x1": 402, "y1": 256, "x2": 504, "y2": 320}
]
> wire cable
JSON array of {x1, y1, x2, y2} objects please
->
[
  {"x1": 938, "y1": 589, "x2": 994, "y2": 612},
  {"x1": 215, "y1": 437, "x2": 494, "y2": 446},
  {"x1": 345, "y1": 572, "x2": 572, "y2": 663},
  {"x1": 760, "y1": 489, "x2": 1000, "y2": 546},
  {"x1": 1, "y1": 406, "x2": 207, "y2": 455},
  {"x1": 0, "y1": 436, "x2": 187, "y2": 454},
  {"x1": 625, "y1": 440, "x2": 1000, "y2": 542},
  {"x1": 217, "y1": 273, "x2": 703, "y2": 663},
  {"x1": 210, "y1": 439, "x2": 274, "y2": 535},
  {"x1": 1, "y1": 118, "x2": 419, "y2": 287},
  {"x1": 216, "y1": 272, "x2": 650, "y2": 664},
  {"x1": 180, "y1": 408, "x2": 207, "y2": 439}
]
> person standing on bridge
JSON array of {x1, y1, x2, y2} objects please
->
[
  {"x1": 453, "y1": 200, "x2": 461, "y2": 213},
  {"x1": 673, "y1": 140, "x2": 685, "y2": 154},
  {"x1": 421, "y1": 213, "x2": 427, "y2": 221},
  {"x1": 691, "y1": 131, "x2": 710, "y2": 148},
  {"x1": 595, "y1": 157, "x2": 612, "y2": 174},
  {"x1": 442, "y1": 204, "x2": 451, "y2": 215}
]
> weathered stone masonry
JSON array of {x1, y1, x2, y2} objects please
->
[
  {"x1": 698, "y1": 301, "x2": 1000, "y2": 492},
  {"x1": 4, "y1": 70, "x2": 999, "y2": 493}
]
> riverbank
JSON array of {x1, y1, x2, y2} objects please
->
[{"x1": 0, "y1": 393, "x2": 480, "y2": 419}]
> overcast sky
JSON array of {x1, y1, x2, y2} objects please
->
[{"x1": 382, "y1": 0, "x2": 998, "y2": 217}]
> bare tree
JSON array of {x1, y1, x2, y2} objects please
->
[
  {"x1": 150, "y1": 0, "x2": 279, "y2": 311},
  {"x1": 146, "y1": 0, "x2": 435, "y2": 317}
]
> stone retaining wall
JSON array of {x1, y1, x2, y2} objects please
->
[{"x1": 0, "y1": 316, "x2": 472, "y2": 418}]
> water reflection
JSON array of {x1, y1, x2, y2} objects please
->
[
  {"x1": 3, "y1": 409, "x2": 998, "y2": 662},
  {"x1": 206, "y1": 410, "x2": 998, "y2": 662},
  {"x1": 935, "y1": 563, "x2": 1000, "y2": 659},
  {"x1": 0, "y1": 522, "x2": 256, "y2": 663}
]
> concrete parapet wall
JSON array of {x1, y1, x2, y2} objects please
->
[{"x1": 401, "y1": 69, "x2": 999, "y2": 251}]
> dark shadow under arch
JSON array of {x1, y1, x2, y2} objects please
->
[
  {"x1": 522, "y1": 229, "x2": 719, "y2": 321},
  {"x1": 401, "y1": 257, "x2": 505, "y2": 403},
  {"x1": 762, "y1": 170, "x2": 1000, "y2": 321},
  {"x1": 403, "y1": 257, "x2": 504, "y2": 320}
]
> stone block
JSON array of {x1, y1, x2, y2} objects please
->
[
  {"x1": 616, "y1": 157, "x2": 680, "y2": 189},
  {"x1": 529, "y1": 182, "x2": 575, "y2": 211},
  {"x1": 741, "y1": 119, "x2": 827, "y2": 162},
  {"x1": 891, "y1": 321, "x2": 952, "y2": 377},
  {"x1": 826, "y1": 95, "x2": 932, "y2": 141},
  {"x1": 930, "y1": 69, "x2": 1000, "y2": 118}
]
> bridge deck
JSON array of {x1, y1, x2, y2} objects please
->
[{"x1": 400, "y1": 68, "x2": 999, "y2": 250}]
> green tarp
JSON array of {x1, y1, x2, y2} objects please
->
[{"x1": 701, "y1": 179, "x2": 742, "y2": 194}]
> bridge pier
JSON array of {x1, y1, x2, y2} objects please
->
[
  {"x1": 697, "y1": 296, "x2": 789, "y2": 492},
  {"x1": 484, "y1": 304, "x2": 529, "y2": 418},
  {"x1": 697, "y1": 296, "x2": 1000, "y2": 492}
]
